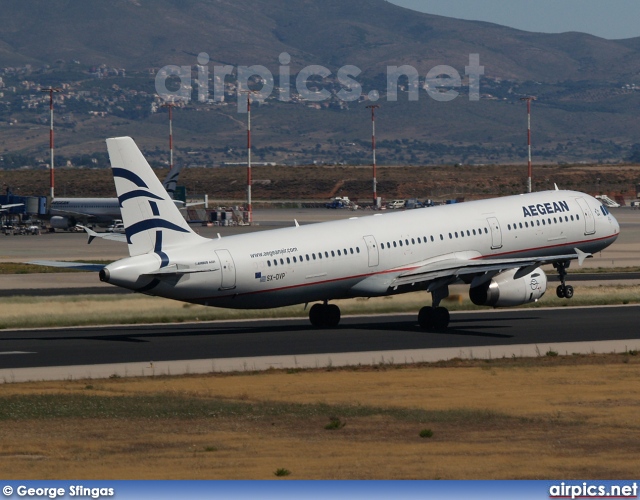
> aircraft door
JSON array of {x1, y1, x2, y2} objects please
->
[
  {"x1": 575, "y1": 198, "x2": 596, "y2": 235},
  {"x1": 363, "y1": 235, "x2": 379, "y2": 267},
  {"x1": 486, "y1": 217, "x2": 503, "y2": 249},
  {"x1": 215, "y1": 249, "x2": 236, "y2": 290}
]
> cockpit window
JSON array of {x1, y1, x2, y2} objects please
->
[{"x1": 601, "y1": 205, "x2": 609, "y2": 216}]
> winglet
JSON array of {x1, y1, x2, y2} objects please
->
[
  {"x1": 574, "y1": 248, "x2": 592, "y2": 266},
  {"x1": 78, "y1": 225, "x2": 98, "y2": 245},
  {"x1": 554, "y1": 183, "x2": 560, "y2": 191}
]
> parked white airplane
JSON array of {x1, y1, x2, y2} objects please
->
[
  {"x1": 0, "y1": 202, "x2": 23, "y2": 212},
  {"x1": 82, "y1": 137, "x2": 622, "y2": 330},
  {"x1": 48, "y1": 161, "x2": 186, "y2": 230}
]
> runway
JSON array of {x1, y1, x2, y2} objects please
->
[
  {"x1": 1, "y1": 207, "x2": 640, "y2": 382},
  {"x1": 1, "y1": 305, "x2": 640, "y2": 382}
]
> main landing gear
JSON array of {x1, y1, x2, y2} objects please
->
[
  {"x1": 309, "y1": 300, "x2": 341, "y2": 328},
  {"x1": 418, "y1": 284, "x2": 451, "y2": 331},
  {"x1": 554, "y1": 261, "x2": 574, "y2": 299}
]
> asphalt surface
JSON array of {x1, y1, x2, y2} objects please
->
[{"x1": 1, "y1": 305, "x2": 639, "y2": 371}]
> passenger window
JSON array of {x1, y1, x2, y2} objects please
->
[
  {"x1": 280, "y1": 258, "x2": 284, "y2": 265},
  {"x1": 306, "y1": 255, "x2": 310, "y2": 261},
  {"x1": 411, "y1": 238, "x2": 415, "y2": 245},
  {"x1": 356, "y1": 247, "x2": 360, "y2": 253},
  {"x1": 519, "y1": 223, "x2": 523, "y2": 229},
  {"x1": 473, "y1": 229, "x2": 477, "y2": 235},
  {"x1": 293, "y1": 257, "x2": 297, "y2": 263},
  {"x1": 399, "y1": 241, "x2": 403, "y2": 247},
  {"x1": 508, "y1": 224, "x2": 511, "y2": 230},
  {"x1": 484, "y1": 228, "x2": 488, "y2": 234},
  {"x1": 287, "y1": 257, "x2": 291, "y2": 264},
  {"x1": 393, "y1": 242, "x2": 397, "y2": 248},
  {"x1": 268, "y1": 260, "x2": 271, "y2": 267},
  {"x1": 350, "y1": 248, "x2": 354, "y2": 254},
  {"x1": 467, "y1": 230, "x2": 470, "y2": 236},
  {"x1": 577, "y1": 215, "x2": 580, "y2": 220}
]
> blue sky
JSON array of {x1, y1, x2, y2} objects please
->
[{"x1": 389, "y1": 0, "x2": 640, "y2": 40}]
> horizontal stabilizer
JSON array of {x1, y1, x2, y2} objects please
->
[{"x1": 28, "y1": 260, "x2": 105, "y2": 272}]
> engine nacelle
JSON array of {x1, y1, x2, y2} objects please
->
[
  {"x1": 469, "y1": 268, "x2": 547, "y2": 307},
  {"x1": 49, "y1": 216, "x2": 74, "y2": 230}
]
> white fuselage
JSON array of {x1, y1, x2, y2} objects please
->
[
  {"x1": 50, "y1": 198, "x2": 121, "y2": 223},
  {"x1": 106, "y1": 190, "x2": 619, "y2": 309}
]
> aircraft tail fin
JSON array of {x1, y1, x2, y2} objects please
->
[
  {"x1": 162, "y1": 162, "x2": 184, "y2": 200},
  {"x1": 106, "y1": 136, "x2": 205, "y2": 258}
]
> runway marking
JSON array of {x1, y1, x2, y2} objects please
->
[{"x1": 0, "y1": 351, "x2": 35, "y2": 355}]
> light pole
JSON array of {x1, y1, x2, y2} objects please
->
[
  {"x1": 161, "y1": 101, "x2": 176, "y2": 177},
  {"x1": 41, "y1": 87, "x2": 61, "y2": 199},
  {"x1": 242, "y1": 91, "x2": 258, "y2": 225},
  {"x1": 520, "y1": 96, "x2": 536, "y2": 193},
  {"x1": 367, "y1": 104, "x2": 380, "y2": 207}
]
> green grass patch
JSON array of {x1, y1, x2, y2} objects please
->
[{"x1": 0, "y1": 394, "x2": 517, "y2": 426}]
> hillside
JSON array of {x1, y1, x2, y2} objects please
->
[
  {"x1": 1, "y1": 0, "x2": 640, "y2": 167},
  {"x1": 1, "y1": 0, "x2": 639, "y2": 81}
]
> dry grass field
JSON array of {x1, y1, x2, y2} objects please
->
[
  {"x1": 3, "y1": 162, "x2": 640, "y2": 202},
  {"x1": 1, "y1": 354, "x2": 639, "y2": 479}
]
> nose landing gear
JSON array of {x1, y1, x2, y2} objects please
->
[{"x1": 554, "y1": 261, "x2": 574, "y2": 299}]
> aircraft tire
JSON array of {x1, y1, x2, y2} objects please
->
[
  {"x1": 326, "y1": 304, "x2": 341, "y2": 328},
  {"x1": 564, "y1": 285, "x2": 574, "y2": 299},
  {"x1": 433, "y1": 307, "x2": 450, "y2": 329},
  {"x1": 418, "y1": 306, "x2": 434, "y2": 330},
  {"x1": 309, "y1": 304, "x2": 324, "y2": 327},
  {"x1": 556, "y1": 285, "x2": 565, "y2": 298}
]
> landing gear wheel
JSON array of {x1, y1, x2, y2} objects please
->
[
  {"x1": 433, "y1": 307, "x2": 450, "y2": 329},
  {"x1": 564, "y1": 285, "x2": 574, "y2": 299},
  {"x1": 418, "y1": 306, "x2": 450, "y2": 330},
  {"x1": 309, "y1": 304, "x2": 324, "y2": 327},
  {"x1": 556, "y1": 284, "x2": 575, "y2": 299},
  {"x1": 308, "y1": 303, "x2": 341, "y2": 328},
  {"x1": 418, "y1": 306, "x2": 434, "y2": 329},
  {"x1": 325, "y1": 304, "x2": 341, "y2": 328}
]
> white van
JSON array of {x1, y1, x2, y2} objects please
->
[{"x1": 387, "y1": 199, "x2": 406, "y2": 209}]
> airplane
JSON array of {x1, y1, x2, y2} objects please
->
[
  {"x1": 0, "y1": 202, "x2": 23, "y2": 212},
  {"x1": 48, "y1": 161, "x2": 187, "y2": 230},
  {"x1": 45, "y1": 137, "x2": 621, "y2": 330}
]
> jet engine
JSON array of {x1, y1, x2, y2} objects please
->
[
  {"x1": 49, "y1": 216, "x2": 74, "y2": 230},
  {"x1": 469, "y1": 268, "x2": 547, "y2": 307}
]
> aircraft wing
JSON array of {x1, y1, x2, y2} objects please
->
[
  {"x1": 390, "y1": 249, "x2": 591, "y2": 289},
  {"x1": 49, "y1": 208, "x2": 99, "y2": 219},
  {"x1": 0, "y1": 203, "x2": 23, "y2": 211},
  {"x1": 27, "y1": 260, "x2": 105, "y2": 272},
  {"x1": 79, "y1": 226, "x2": 127, "y2": 244}
]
